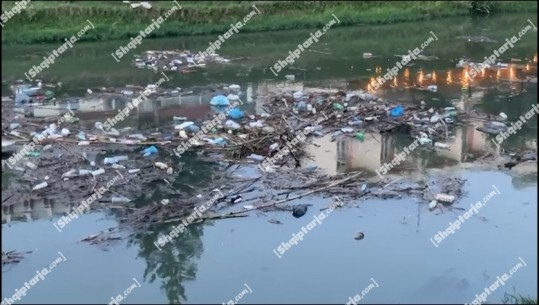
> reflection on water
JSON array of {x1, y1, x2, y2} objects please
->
[
  {"x1": 308, "y1": 124, "x2": 498, "y2": 178},
  {"x1": 132, "y1": 225, "x2": 204, "y2": 304},
  {"x1": 1, "y1": 196, "x2": 76, "y2": 224}
]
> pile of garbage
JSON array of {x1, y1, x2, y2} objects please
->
[
  {"x1": 133, "y1": 50, "x2": 231, "y2": 72},
  {"x1": 2, "y1": 80, "x2": 536, "y2": 230},
  {"x1": 11, "y1": 82, "x2": 55, "y2": 105},
  {"x1": 161, "y1": 88, "x2": 461, "y2": 170}
]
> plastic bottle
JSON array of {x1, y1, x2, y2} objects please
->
[
  {"x1": 104, "y1": 156, "x2": 128, "y2": 164},
  {"x1": 77, "y1": 131, "x2": 86, "y2": 141},
  {"x1": 25, "y1": 151, "x2": 41, "y2": 157},
  {"x1": 79, "y1": 169, "x2": 92, "y2": 175},
  {"x1": 142, "y1": 146, "x2": 158, "y2": 157},
  {"x1": 434, "y1": 142, "x2": 450, "y2": 149},
  {"x1": 112, "y1": 196, "x2": 131, "y2": 203},
  {"x1": 248, "y1": 154, "x2": 264, "y2": 161},
  {"x1": 25, "y1": 162, "x2": 37, "y2": 170},
  {"x1": 332, "y1": 131, "x2": 343, "y2": 138},
  {"x1": 155, "y1": 162, "x2": 168, "y2": 169},
  {"x1": 91, "y1": 168, "x2": 105, "y2": 177},
  {"x1": 32, "y1": 182, "x2": 48, "y2": 191}
]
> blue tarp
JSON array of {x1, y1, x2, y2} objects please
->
[
  {"x1": 390, "y1": 105, "x2": 404, "y2": 117},
  {"x1": 210, "y1": 95, "x2": 230, "y2": 106},
  {"x1": 228, "y1": 108, "x2": 244, "y2": 120}
]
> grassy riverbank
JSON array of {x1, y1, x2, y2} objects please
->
[{"x1": 1, "y1": 1, "x2": 537, "y2": 45}]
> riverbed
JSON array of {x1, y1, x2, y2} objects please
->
[{"x1": 2, "y1": 13, "x2": 537, "y2": 304}]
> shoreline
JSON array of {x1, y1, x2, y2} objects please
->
[{"x1": 1, "y1": 1, "x2": 537, "y2": 45}]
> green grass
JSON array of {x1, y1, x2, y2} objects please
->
[
  {"x1": 1, "y1": 1, "x2": 537, "y2": 44},
  {"x1": 502, "y1": 289, "x2": 538, "y2": 304}
]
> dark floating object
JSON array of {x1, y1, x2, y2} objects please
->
[
  {"x1": 354, "y1": 232, "x2": 365, "y2": 241},
  {"x1": 476, "y1": 126, "x2": 503, "y2": 135},
  {"x1": 292, "y1": 205, "x2": 309, "y2": 218},
  {"x1": 268, "y1": 219, "x2": 282, "y2": 225},
  {"x1": 504, "y1": 161, "x2": 518, "y2": 170},
  {"x1": 230, "y1": 195, "x2": 242, "y2": 204}
]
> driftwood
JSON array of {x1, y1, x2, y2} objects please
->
[
  {"x1": 220, "y1": 172, "x2": 363, "y2": 217},
  {"x1": 2, "y1": 250, "x2": 32, "y2": 265}
]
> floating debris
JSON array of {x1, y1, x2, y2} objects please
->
[{"x1": 354, "y1": 232, "x2": 365, "y2": 241}]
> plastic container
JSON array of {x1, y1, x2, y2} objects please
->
[
  {"x1": 186, "y1": 124, "x2": 200, "y2": 133},
  {"x1": 390, "y1": 105, "x2": 404, "y2": 117},
  {"x1": 155, "y1": 162, "x2": 168, "y2": 169},
  {"x1": 419, "y1": 137, "x2": 432, "y2": 145},
  {"x1": 175, "y1": 121, "x2": 194, "y2": 130},
  {"x1": 129, "y1": 134, "x2": 147, "y2": 141},
  {"x1": 142, "y1": 146, "x2": 158, "y2": 157},
  {"x1": 228, "y1": 108, "x2": 244, "y2": 119},
  {"x1": 436, "y1": 193, "x2": 455, "y2": 203},
  {"x1": 62, "y1": 169, "x2": 77, "y2": 178},
  {"x1": 25, "y1": 162, "x2": 37, "y2": 170},
  {"x1": 104, "y1": 156, "x2": 128, "y2": 164},
  {"x1": 227, "y1": 94, "x2": 240, "y2": 102},
  {"x1": 210, "y1": 95, "x2": 230, "y2": 106},
  {"x1": 91, "y1": 168, "x2": 105, "y2": 177},
  {"x1": 430, "y1": 115, "x2": 441, "y2": 123},
  {"x1": 229, "y1": 84, "x2": 241, "y2": 92},
  {"x1": 248, "y1": 154, "x2": 265, "y2": 161},
  {"x1": 112, "y1": 196, "x2": 131, "y2": 203},
  {"x1": 107, "y1": 128, "x2": 120, "y2": 137},
  {"x1": 225, "y1": 120, "x2": 241, "y2": 130},
  {"x1": 297, "y1": 101, "x2": 307, "y2": 111},
  {"x1": 249, "y1": 121, "x2": 264, "y2": 128},
  {"x1": 79, "y1": 169, "x2": 92, "y2": 175},
  {"x1": 434, "y1": 142, "x2": 450, "y2": 149},
  {"x1": 212, "y1": 137, "x2": 227, "y2": 146},
  {"x1": 33, "y1": 182, "x2": 48, "y2": 191},
  {"x1": 25, "y1": 152, "x2": 41, "y2": 157},
  {"x1": 333, "y1": 103, "x2": 344, "y2": 110},
  {"x1": 355, "y1": 132, "x2": 365, "y2": 141},
  {"x1": 348, "y1": 120, "x2": 363, "y2": 126},
  {"x1": 77, "y1": 131, "x2": 86, "y2": 141}
]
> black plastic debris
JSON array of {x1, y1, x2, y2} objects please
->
[
  {"x1": 292, "y1": 205, "x2": 309, "y2": 218},
  {"x1": 354, "y1": 232, "x2": 365, "y2": 240},
  {"x1": 230, "y1": 195, "x2": 242, "y2": 204}
]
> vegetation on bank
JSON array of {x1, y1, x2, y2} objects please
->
[
  {"x1": 1, "y1": 1, "x2": 537, "y2": 45},
  {"x1": 502, "y1": 291, "x2": 538, "y2": 304}
]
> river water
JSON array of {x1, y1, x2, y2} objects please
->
[{"x1": 2, "y1": 13, "x2": 537, "y2": 304}]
